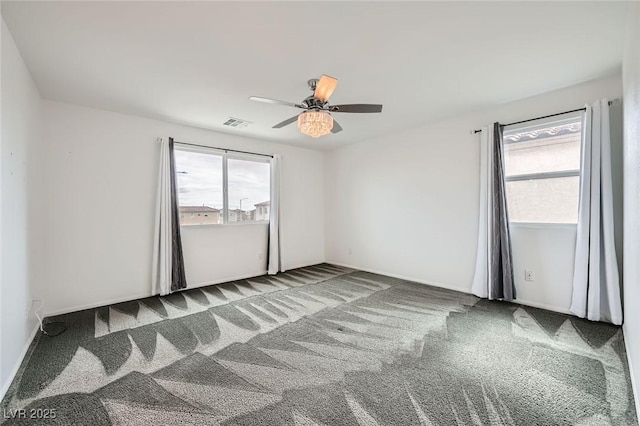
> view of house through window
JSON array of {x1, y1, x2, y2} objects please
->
[
  {"x1": 503, "y1": 116, "x2": 582, "y2": 224},
  {"x1": 228, "y1": 158, "x2": 270, "y2": 223},
  {"x1": 174, "y1": 147, "x2": 270, "y2": 225}
]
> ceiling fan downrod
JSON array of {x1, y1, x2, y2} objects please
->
[{"x1": 307, "y1": 78, "x2": 319, "y2": 91}]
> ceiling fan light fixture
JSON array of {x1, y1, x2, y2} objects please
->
[{"x1": 297, "y1": 110, "x2": 333, "y2": 138}]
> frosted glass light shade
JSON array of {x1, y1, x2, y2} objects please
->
[{"x1": 297, "y1": 111, "x2": 333, "y2": 138}]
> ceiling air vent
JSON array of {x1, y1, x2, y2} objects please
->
[{"x1": 223, "y1": 117, "x2": 252, "y2": 128}]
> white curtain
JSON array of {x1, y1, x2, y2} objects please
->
[
  {"x1": 570, "y1": 99, "x2": 622, "y2": 324},
  {"x1": 472, "y1": 126, "x2": 492, "y2": 298},
  {"x1": 471, "y1": 123, "x2": 515, "y2": 301},
  {"x1": 267, "y1": 155, "x2": 283, "y2": 275},
  {"x1": 152, "y1": 137, "x2": 172, "y2": 296}
]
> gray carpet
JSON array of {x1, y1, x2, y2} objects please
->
[{"x1": 1, "y1": 264, "x2": 637, "y2": 425}]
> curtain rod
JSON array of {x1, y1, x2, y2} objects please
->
[
  {"x1": 171, "y1": 139, "x2": 274, "y2": 158},
  {"x1": 471, "y1": 100, "x2": 616, "y2": 134}
]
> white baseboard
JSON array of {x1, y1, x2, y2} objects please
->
[
  {"x1": 43, "y1": 263, "x2": 322, "y2": 318},
  {"x1": 326, "y1": 260, "x2": 469, "y2": 294},
  {"x1": 44, "y1": 261, "x2": 574, "y2": 319},
  {"x1": 282, "y1": 261, "x2": 329, "y2": 272},
  {"x1": 189, "y1": 261, "x2": 334, "y2": 288},
  {"x1": 511, "y1": 298, "x2": 573, "y2": 315},
  {"x1": 188, "y1": 270, "x2": 268, "y2": 289},
  {"x1": 623, "y1": 323, "x2": 640, "y2": 418},
  {"x1": 44, "y1": 292, "x2": 152, "y2": 317},
  {"x1": 43, "y1": 261, "x2": 324, "y2": 317},
  {"x1": 0, "y1": 322, "x2": 39, "y2": 402},
  {"x1": 327, "y1": 260, "x2": 573, "y2": 316}
]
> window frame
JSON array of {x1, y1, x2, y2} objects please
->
[
  {"x1": 504, "y1": 169, "x2": 579, "y2": 183},
  {"x1": 502, "y1": 113, "x2": 583, "y2": 226},
  {"x1": 174, "y1": 143, "x2": 271, "y2": 227}
]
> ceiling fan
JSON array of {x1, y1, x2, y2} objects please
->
[{"x1": 249, "y1": 75, "x2": 383, "y2": 138}]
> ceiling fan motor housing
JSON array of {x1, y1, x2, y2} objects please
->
[
  {"x1": 302, "y1": 96, "x2": 326, "y2": 110},
  {"x1": 303, "y1": 79, "x2": 326, "y2": 110}
]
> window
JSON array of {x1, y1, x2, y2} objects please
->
[
  {"x1": 174, "y1": 146, "x2": 270, "y2": 225},
  {"x1": 228, "y1": 158, "x2": 270, "y2": 223},
  {"x1": 503, "y1": 116, "x2": 582, "y2": 224}
]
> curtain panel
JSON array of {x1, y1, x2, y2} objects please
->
[
  {"x1": 267, "y1": 154, "x2": 283, "y2": 275},
  {"x1": 471, "y1": 123, "x2": 516, "y2": 301},
  {"x1": 570, "y1": 99, "x2": 622, "y2": 324},
  {"x1": 152, "y1": 137, "x2": 187, "y2": 295}
]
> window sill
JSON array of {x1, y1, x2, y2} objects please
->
[
  {"x1": 509, "y1": 222, "x2": 577, "y2": 229},
  {"x1": 180, "y1": 221, "x2": 269, "y2": 228}
]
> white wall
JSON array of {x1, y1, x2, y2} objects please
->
[
  {"x1": 181, "y1": 224, "x2": 268, "y2": 286},
  {"x1": 39, "y1": 101, "x2": 324, "y2": 316},
  {"x1": 509, "y1": 225, "x2": 578, "y2": 312},
  {"x1": 0, "y1": 19, "x2": 42, "y2": 398},
  {"x1": 622, "y1": 0, "x2": 640, "y2": 414},
  {"x1": 325, "y1": 75, "x2": 622, "y2": 314}
]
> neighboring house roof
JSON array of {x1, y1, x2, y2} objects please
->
[
  {"x1": 254, "y1": 200, "x2": 270, "y2": 207},
  {"x1": 504, "y1": 122, "x2": 581, "y2": 143},
  {"x1": 180, "y1": 206, "x2": 220, "y2": 213}
]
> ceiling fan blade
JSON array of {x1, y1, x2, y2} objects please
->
[
  {"x1": 331, "y1": 119, "x2": 343, "y2": 134},
  {"x1": 314, "y1": 75, "x2": 338, "y2": 102},
  {"x1": 272, "y1": 115, "x2": 300, "y2": 129},
  {"x1": 250, "y1": 96, "x2": 304, "y2": 109},
  {"x1": 330, "y1": 104, "x2": 383, "y2": 113}
]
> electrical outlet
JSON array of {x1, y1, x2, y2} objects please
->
[
  {"x1": 348, "y1": 248, "x2": 352, "y2": 255},
  {"x1": 524, "y1": 270, "x2": 535, "y2": 282}
]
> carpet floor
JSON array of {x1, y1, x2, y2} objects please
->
[{"x1": 0, "y1": 264, "x2": 637, "y2": 425}]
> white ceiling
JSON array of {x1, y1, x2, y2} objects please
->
[{"x1": 1, "y1": 1, "x2": 628, "y2": 150}]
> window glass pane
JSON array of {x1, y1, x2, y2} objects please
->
[
  {"x1": 505, "y1": 176, "x2": 579, "y2": 223},
  {"x1": 174, "y1": 149, "x2": 223, "y2": 225},
  {"x1": 503, "y1": 119, "x2": 582, "y2": 224},
  {"x1": 228, "y1": 158, "x2": 270, "y2": 222},
  {"x1": 504, "y1": 122, "x2": 581, "y2": 177}
]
